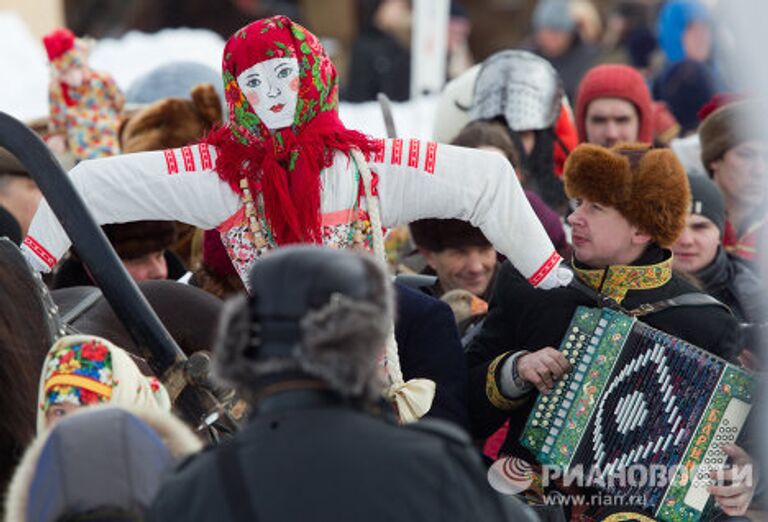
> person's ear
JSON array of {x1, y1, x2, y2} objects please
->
[
  {"x1": 709, "y1": 158, "x2": 723, "y2": 178},
  {"x1": 631, "y1": 228, "x2": 653, "y2": 247}
]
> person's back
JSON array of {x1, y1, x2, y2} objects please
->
[
  {"x1": 148, "y1": 394, "x2": 514, "y2": 521},
  {"x1": 146, "y1": 245, "x2": 529, "y2": 521}
]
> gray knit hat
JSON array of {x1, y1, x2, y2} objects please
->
[
  {"x1": 687, "y1": 173, "x2": 726, "y2": 236},
  {"x1": 532, "y1": 0, "x2": 576, "y2": 32}
]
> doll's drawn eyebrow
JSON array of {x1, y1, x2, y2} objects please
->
[{"x1": 274, "y1": 62, "x2": 291, "y2": 71}]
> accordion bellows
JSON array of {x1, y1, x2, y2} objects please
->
[{"x1": 522, "y1": 306, "x2": 754, "y2": 522}]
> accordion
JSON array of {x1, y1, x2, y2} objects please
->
[{"x1": 521, "y1": 306, "x2": 754, "y2": 522}]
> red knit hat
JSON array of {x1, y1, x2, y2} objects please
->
[
  {"x1": 42, "y1": 27, "x2": 88, "y2": 73},
  {"x1": 575, "y1": 64, "x2": 653, "y2": 144},
  {"x1": 42, "y1": 28, "x2": 75, "y2": 61}
]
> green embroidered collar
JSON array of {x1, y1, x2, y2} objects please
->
[{"x1": 572, "y1": 251, "x2": 673, "y2": 304}]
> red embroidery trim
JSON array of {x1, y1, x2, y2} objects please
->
[
  {"x1": 425, "y1": 141, "x2": 437, "y2": 174},
  {"x1": 164, "y1": 149, "x2": 178, "y2": 174},
  {"x1": 407, "y1": 139, "x2": 420, "y2": 168},
  {"x1": 198, "y1": 143, "x2": 212, "y2": 170},
  {"x1": 527, "y1": 251, "x2": 561, "y2": 287},
  {"x1": 391, "y1": 138, "x2": 403, "y2": 165},
  {"x1": 372, "y1": 139, "x2": 385, "y2": 163},
  {"x1": 23, "y1": 236, "x2": 57, "y2": 269},
  {"x1": 181, "y1": 146, "x2": 196, "y2": 171}
]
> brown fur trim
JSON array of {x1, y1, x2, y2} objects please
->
[
  {"x1": 625, "y1": 148, "x2": 689, "y2": 246},
  {"x1": 563, "y1": 143, "x2": 632, "y2": 208},
  {"x1": 120, "y1": 83, "x2": 223, "y2": 153},
  {"x1": 190, "y1": 83, "x2": 223, "y2": 126},
  {"x1": 564, "y1": 142, "x2": 689, "y2": 247}
]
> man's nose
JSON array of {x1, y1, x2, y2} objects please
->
[
  {"x1": 465, "y1": 252, "x2": 484, "y2": 272},
  {"x1": 567, "y1": 204, "x2": 584, "y2": 226}
]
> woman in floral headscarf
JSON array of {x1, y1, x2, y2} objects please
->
[
  {"x1": 36, "y1": 335, "x2": 170, "y2": 433},
  {"x1": 23, "y1": 16, "x2": 570, "y2": 420}
]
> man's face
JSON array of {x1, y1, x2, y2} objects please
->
[
  {"x1": 672, "y1": 214, "x2": 720, "y2": 273},
  {"x1": 567, "y1": 197, "x2": 649, "y2": 267},
  {"x1": 710, "y1": 140, "x2": 768, "y2": 212},
  {"x1": 422, "y1": 245, "x2": 497, "y2": 296},
  {"x1": 237, "y1": 56, "x2": 299, "y2": 130},
  {"x1": 584, "y1": 97, "x2": 640, "y2": 147},
  {"x1": 535, "y1": 28, "x2": 572, "y2": 58},
  {"x1": 123, "y1": 251, "x2": 168, "y2": 282},
  {"x1": 682, "y1": 20, "x2": 712, "y2": 62}
]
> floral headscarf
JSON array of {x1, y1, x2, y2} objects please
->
[
  {"x1": 206, "y1": 15, "x2": 377, "y2": 245},
  {"x1": 37, "y1": 335, "x2": 171, "y2": 433}
]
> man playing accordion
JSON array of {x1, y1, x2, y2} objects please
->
[{"x1": 467, "y1": 143, "x2": 757, "y2": 518}]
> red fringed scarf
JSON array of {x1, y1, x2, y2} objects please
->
[{"x1": 205, "y1": 15, "x2": 377, "y2": 245}]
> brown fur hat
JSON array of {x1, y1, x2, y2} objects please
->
[
  {"x1": 563, "y1": 142, "x2": 690, "y2": 247},
  {"x1": 102, "y1": 221, "x2": 177, "y2": 260},
  {"x1": 120, "y1": 83, "x2": 222, "y2": 153}
]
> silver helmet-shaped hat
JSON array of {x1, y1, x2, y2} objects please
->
[{"x1": 469, "y1": 50, "x2": 563, "y2": 132}]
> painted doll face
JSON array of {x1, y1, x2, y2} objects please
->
[{"x1": 237, "y1": 57, "x2": 300, "y2": 130}]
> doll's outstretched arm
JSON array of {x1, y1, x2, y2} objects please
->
[
  {"x1": 23, "y1": 144, "x2": 239, "y2": 272},
  {"x1": 371, "y1": 138, "x2": 570, "y2": 288}
]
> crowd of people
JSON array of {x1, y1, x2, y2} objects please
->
[{"x1": 1, "y1": 1, "x2": 767, "y2": 520}]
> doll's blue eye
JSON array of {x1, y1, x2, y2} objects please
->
[
  {"x1": 277, "y1": 67, "x2": 292, "y2": 79},
  {"x1": 247, "y1": 78, "x2": 261, "y2": 88}
]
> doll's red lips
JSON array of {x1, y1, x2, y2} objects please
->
[{"x1": 270, "y1": 104, "x2": 285, "y2": 113}]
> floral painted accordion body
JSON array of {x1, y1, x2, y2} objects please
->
[{"x1": 521, "y1": 306, "x2": 754, "y2": 522}]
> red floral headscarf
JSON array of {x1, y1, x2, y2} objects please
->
[{"x1": 206, "y1": 16, "x2": 377, "y2": 244}]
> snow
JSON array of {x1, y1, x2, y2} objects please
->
[{"x1": 0, "y1": 10, "x2": 437, "y2": 139}]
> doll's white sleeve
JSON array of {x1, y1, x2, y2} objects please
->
[
  {"x1": 22, "y1": 144, "x2": 240, "y2": 272},
  {"x1": 370, "y1": 138, "x2": 570, "y2": 288}
]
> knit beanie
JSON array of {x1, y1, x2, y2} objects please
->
[
  {"x1": 575, "y1": 64, "x2": 654, "y2": 144},
  {"x1": 126, "y1": 61, "x2": 224, "y2": 107},
  {"x1": 564, "y1": 143, "x2": 690, "y2": 247},
  {"x1": 699, "y1": 100, "x2": 767, "y2": 176},
  {"x1": 532, "y1": 0, "x2": 576, "y2": 32},
  {"x1": 687, "y1": 173, "x2": 726, "y2": 236}
]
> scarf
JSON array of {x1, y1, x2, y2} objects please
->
[{"x1": 206, "y1": 15, "x2": 378, "y2": 245}]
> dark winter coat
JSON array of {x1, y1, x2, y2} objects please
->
[
  {"x1": 395, "y1": 283, "x2": 469, "y2": 429},
  {"x1": 465, "y1": 253, "x2": 740, "y2": 457},
  {"x1": 145, "y1": 390, "x2": 533, "y2": 522},
  {"x1": 696, "y1": 246, "x2": 768, "y2": 356},
  {"x1": 344, "y1": 27, "x2": 411, "y2": 102}
]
